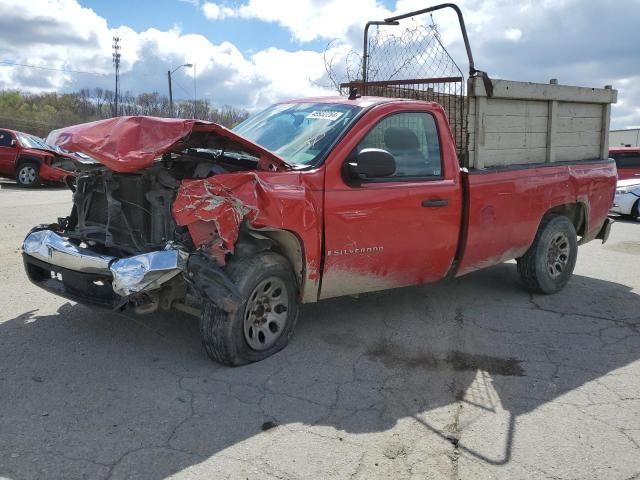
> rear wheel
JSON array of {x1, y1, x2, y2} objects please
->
[
  {"x1": 199, "y1": 252, "x2": 299, "y2": 366},
  {"x1": 517, "y1": 215, "x2": 578, "y2": 294},
  {"x1": 16, "y1": 162, "x2": 40, "y2": 188}
]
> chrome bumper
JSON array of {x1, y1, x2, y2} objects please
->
[
  {"x1": 23, "y1": 229, "x2": 188, "y2": 297},
  {"x1": 23, "y1": 229, "x2": 114, "y2": 274}
]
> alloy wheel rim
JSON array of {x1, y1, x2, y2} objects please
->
[
  {"x1": 18, "y1": 166, "x2": 36, "y2": 185},
  {"x1": 546, "y1": 232, "x2": 570, "y2": 278},
  {"x1": 243, "y1": 276, "x2": 289, "y2": 351}
]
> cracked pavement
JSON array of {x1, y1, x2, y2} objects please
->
[{"x1": 1, "y1": 181, "x2": 639, "y2": 480}]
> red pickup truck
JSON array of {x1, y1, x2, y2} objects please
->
[
  {"x1": 609, "y1": 147, "x2": 640, "y2": 180},
  {"x1": 22, "y1": 89, "x2": 616, "y2": 365},
  {"x1": 0, "y1": 128, "x2": 82, "y2": 186}
]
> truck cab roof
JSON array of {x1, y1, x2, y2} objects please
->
[{"x1": 280, "y1": 95, "x2": 441, "y2": 109}]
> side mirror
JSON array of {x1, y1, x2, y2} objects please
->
[
  {"x1": 347, "y1": 148, "x2": 396, "y2": 179},
  {"x1": 10, "y1": 139, "x2": 16, "y2": 147}
]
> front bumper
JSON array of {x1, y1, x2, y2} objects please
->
[
  {"x1": 22, "y1": 229, "x2": 187, "y2": 308},
  {"x1": 24, "y1": 254, "x2": 121, "y2": 307},
  {"x1": 22, "y1": 228, "x2": 240, "y2": 312},
  {"x1": 39, "y1": 163, "x2": 74, "y2": 183},
  {"x1": 610, "y1": 192, "x2": 639, "y2": 216}
]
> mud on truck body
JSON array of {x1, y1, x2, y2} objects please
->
[{"x1": 22, "y1": 4, "x2": 617, "y2": 365}]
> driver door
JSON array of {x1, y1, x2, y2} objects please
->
[{"x1": 321, "y1": 107, "x2": 462, "y2": 299}]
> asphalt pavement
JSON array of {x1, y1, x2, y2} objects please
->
[{"x1": 1, "y1": 180, "x2": 639, "y2": 480}]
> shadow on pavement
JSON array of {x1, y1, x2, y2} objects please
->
[{"x1": 1, "y1": 263, "x2": 639, "y2": 478}]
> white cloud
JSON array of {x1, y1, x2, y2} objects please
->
[
  {"x1": 0, "y1": 0, "x2": 335, "y2": 110},
  {"x1": 202, "y1": 0, "x2": 392, "y2": 44},
  {"x1": 503, "y1": 28, "x2": 522, "y2": 42},
  {"x1": 201, "y1": 2, "x2": 235, "y2": 20},
  {"x1": 250, "y1": 48, "x2": 329, "y2": 104},
  {"x1": 611, "y1": 76, "x2": 640, "y2": 130},
  {"x1": 0, "y1": 0, "x2": 113, "y2": 91}
]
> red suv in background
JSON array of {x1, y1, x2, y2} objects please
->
[
  {"x1": 0, "y1": 129, "x2": 82, "y2": 187},
  {"x1": 609, "y1": 147, "x2": 640, "y2": 180}
]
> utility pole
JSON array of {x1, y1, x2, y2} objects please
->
[{"x1": 112, "y1": 36, "x2": 121, "y2": 116}]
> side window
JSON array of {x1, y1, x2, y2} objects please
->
[
  {"x1": 0, "y1": 130, "x2": 14, "y2": 147},
  {"x1": 357, "y1": 112, "x2": 441, "y2": 178},
  {"x1": 612, "y1": 153, "x2": 640, "y2": 168}
]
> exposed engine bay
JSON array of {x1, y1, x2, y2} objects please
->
[
  {"x1": 23, "y1": 148, "x2": 265, "y2": 316},
  {"x1": 61, "y1": 149, "x2": 258, "y2": 257}
]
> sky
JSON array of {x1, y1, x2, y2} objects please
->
[{"x1": 0, "y1": 0, "x2": 638, "y2": 129}]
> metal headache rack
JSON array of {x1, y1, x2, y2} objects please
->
[{"x1": 340, "y1": 4, "x2": 472, "y2": 160}]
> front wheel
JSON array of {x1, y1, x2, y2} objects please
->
[
  {"x1": 199, "y1": 252, "x2": 299, "y2": 366},
  {"x1": 16, "y1": 162, "x2": 40, "y2": 187},
  {"x1": 517, "y1": 215, "x2": 578, "y2": 294}
]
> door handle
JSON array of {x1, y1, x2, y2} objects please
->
[{"x1": 422, "y1": 198, "x2": 449, "y2": 208}]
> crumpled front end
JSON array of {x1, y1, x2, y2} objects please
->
[
  {"x1": 19, "y1": 153, "x2": 253, "y2": 313},
  {"x1": 22, "y1": 114, "x2": 323, "y2": 312}
]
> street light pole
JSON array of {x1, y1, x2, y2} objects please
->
[
  {"x1": 167, "y1": 63, "x2": 193, "y2": 117},
  {"x1": 167, "y1": 70, "x2": 173, "y2": 116}
]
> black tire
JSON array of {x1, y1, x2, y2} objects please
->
[
  {"x1": 16, "y1": 162, "x2": 40, "y2": 188},
  {"x1": 517, "y1": 215, "x2": 578, "y2": 294},
  {"x1": 199, "y1": 252, "x2": 299, "y2": 366},
  {"x1": 632, "y1": 199, "x2": 640, "y2": 221}
]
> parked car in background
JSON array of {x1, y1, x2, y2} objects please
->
[
  {"x1": 610, "y1": 179, "x2": 640, "y2": 220},
  {"x1": 0, "y1": 128, "x2": 88, "y2": 187},
  {"x1": 609, "y1": 147, "x2": 640, "y2": 180}
]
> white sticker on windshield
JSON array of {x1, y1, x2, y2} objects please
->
[{"x1": 307, "y1": 111, "x2": 344, "y2": 121}]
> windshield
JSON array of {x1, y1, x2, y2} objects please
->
[
  {"x1": 233, "y1": 102, "x2": 361, "y2": 166},
  {"x1": 17, "y1": 132, "x2": 50, "y2": 150}
]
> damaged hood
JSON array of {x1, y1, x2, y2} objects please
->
[{"x1": 46, "y1": 115, "x2": 291, "y2": 173}]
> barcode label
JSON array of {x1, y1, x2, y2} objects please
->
[{"x1": 307, "y1": 111, "x2": 344, "y2": 121}]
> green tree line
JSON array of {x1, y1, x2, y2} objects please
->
[{"x1": 0, "y1": 89, "x2": 249, "y2": 138}]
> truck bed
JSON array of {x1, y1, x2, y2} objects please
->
[{"x1": 456, "y1": 158, "x2": 617, "y2": 276}]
